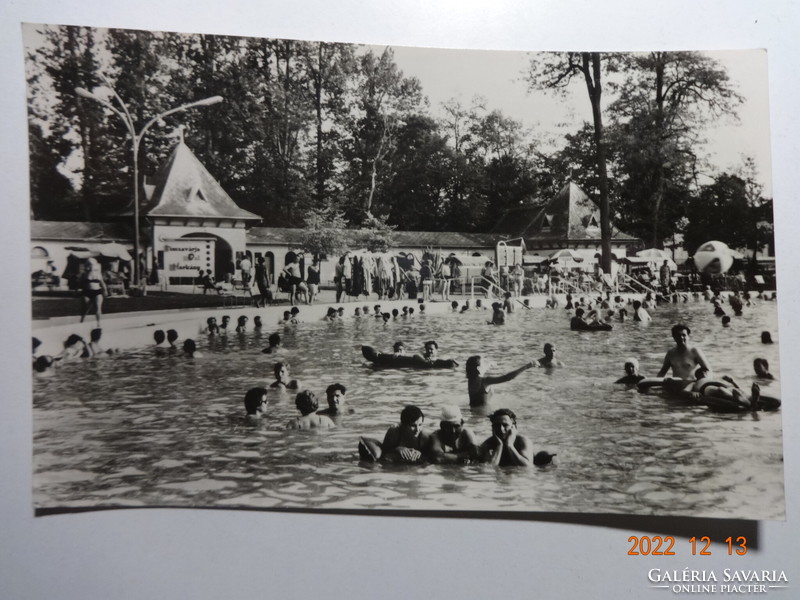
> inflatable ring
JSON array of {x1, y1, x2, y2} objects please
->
[{"x1": 361, "y1": 345, "x2": 459, "y2": 369}]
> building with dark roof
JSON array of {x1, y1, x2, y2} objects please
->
[{"x1": 492, "y1": 181, "x2": 640, "y2": 261}]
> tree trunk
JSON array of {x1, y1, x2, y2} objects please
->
[{"x1": 582, "y1": 53, "x2": 612, "y2": 274}]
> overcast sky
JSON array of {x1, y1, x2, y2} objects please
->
[{"x1": 387, "y1": 45, "x2": 772, "y2": 195}]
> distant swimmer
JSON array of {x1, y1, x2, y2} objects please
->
[
  {"x1": 261, "y1": 333, "x2": 282, "y2": 354},
  {"x1": 270, "y1": 361, "x2": 299, "y2": 390},
  {"x1": 286, "y1": 390, "x2": 336, "y2": 430},
  {"x1": 466, "y1": 355, "x2": 535, "y2": 407},
  {"x1": 536, "y1": 343, "x2": 565, "y2": 368},
  {"x1": 632, "y1": 300, "x2": 652, "y2": 322},
  {"x1": 761, "y1": 331, "x2": 774, "y2": 344},
  {"x1": 753, "y1": 358, "x2": 775, "y2": 380},
  {"x1": 615, "y1": 358, "x2": 645, "y2": 385},
  {"x1": 166, "y1": 329, "x2": 179, "y2": 349},
  {"x1": 206, "y1": 317, "x2": 220, "y2": 335},
  {"x1": 59, "y1": 334, "x2": 89, "y2": 361},
  {"x1": 153, "y1": 329, "x2": 166, "y2": 347},
  {"x1": 243, "y1": 386, "x2": 268, "y2": 425},
  {"x1": 425, "y1": 405, "x2": 478, "y2": 464},
  {"x1": 488, "y1": 303, "x2": 506, "y2": 325},
  {"x1": 478, "y1": 408, "x2": 533, "y2": 467},
  {"x1": 236, "y1": 315, "x2": 248, "y2": 333},
  {"x1": 253, "y1": 315, "x2": 263, "y2": 331},
  {"x1": 638, "y1": 324, "x2": 711, "y2": 393},
  {"x1": 317, "y1": 383, "x2": 353, "y2": 416},
  {"x1": 182, "y1": 339, "x2": 202, "y2": 358},
  {"x1": 220, "y1": 315, "x2": 231, "y2": 333}
]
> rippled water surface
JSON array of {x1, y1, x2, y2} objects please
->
[{"x1": 33, "y1": 300, "x2": 784, "y2": 518}]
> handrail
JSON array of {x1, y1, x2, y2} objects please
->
[
  {"x1": 619, "y1": 273, "x2": 661, "y2": 296},
  {"x1": 469, "y1": 276, "x2": 531, "y2": 309}
]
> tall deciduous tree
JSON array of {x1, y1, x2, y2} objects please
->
[
  {"x1": 527, "y1": 53, "x2": 614, "y2": 273},
  {"x1": 609, "y1": 51, "x2": 742, "y2": 248}
]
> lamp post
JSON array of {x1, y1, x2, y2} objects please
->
[{"x1": 75, "y1": 81, "x2": 223, "y2": 288}]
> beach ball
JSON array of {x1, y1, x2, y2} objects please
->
[{"x1": 693, "y1": 240, "x2": 734, "y2": 274}]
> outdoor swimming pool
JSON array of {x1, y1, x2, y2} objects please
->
[{"x1": 32, "y1": 299, "x2": 784, "y2": 519}]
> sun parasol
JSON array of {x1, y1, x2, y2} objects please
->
[{"x1": 97, "y1": 242, "x2": 132, "y2": 261}]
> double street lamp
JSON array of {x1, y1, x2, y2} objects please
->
[{"x1": 75, "y1": 81, "x2": 223, "y2": 288}]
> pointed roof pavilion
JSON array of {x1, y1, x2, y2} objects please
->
[
  {"x1": 143, "y1": 141, "x2": 260, "y2": 223},
  {"x1": 491, "y1": 181, "x2": 639, "y2": 247}
]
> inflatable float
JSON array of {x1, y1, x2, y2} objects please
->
[
  {"x1": 361, "y1": 345, "x2": 459, "y2": 369},
  {"x1": 569, "y1": 319, "x2": 613, "y2": 331}
]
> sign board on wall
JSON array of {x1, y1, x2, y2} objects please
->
[{"x1": 162, "y1": 239, "x2": 215, "y2": 285}]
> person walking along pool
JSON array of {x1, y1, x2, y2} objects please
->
[
  {"x1": 253, "y1": 256, "x2": 272, "y2": 307},
  {"x1": 80, "y1": 259, "x2": 107, "y2": 327}
]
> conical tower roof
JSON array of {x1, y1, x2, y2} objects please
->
[{"x1": 144, "y1": 142, "x2": 260, "y2": 221}]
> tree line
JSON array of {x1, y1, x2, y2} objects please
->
[{"x1": 25, "y1": 25, "x2": 773, "y2": 257}]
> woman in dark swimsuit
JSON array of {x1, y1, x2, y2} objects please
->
[{"x1": 80, "y1": 260, "x2": 107, "y2": 326}]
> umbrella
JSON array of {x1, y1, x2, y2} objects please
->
[
  {"x1": 97, "y1": 242, "x2": 132, "y2": 261},
  {"x1": 550, "y1": 249, "x2": 584, "y2": 262},
  {"x1": 636, "y1": 248, "x2": 672, "y2": 261}
]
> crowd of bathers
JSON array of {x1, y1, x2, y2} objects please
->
[{"x1": 34, "y1": 283, "x2": 781, "y2": 465}]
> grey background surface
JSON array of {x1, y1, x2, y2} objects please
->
[{"x1": 2, "y1": 1, "x2": 798, "y2": 598}]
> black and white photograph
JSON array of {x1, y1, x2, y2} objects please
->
[{"x1": 25, "y1": 23, "x2": 784, "y2": 520}]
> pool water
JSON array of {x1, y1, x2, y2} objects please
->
[{"x1": 32, "y1": 300, "x2": 784, "y2": 519}]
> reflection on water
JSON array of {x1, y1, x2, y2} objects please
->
[{"x1": 33, "y1": 301, "x2": 784, "y2": 518}]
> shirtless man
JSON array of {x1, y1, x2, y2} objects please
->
[
  {"x1": 638, "y1": 324, "x2": 712, "y2": 393},
  {"x1": 478, "y1": 408, "x2": 533, "y2": 466},
  {"x1": 286, "y1": 390, "x2": 336, "y2": 429},
  {"x1": 317, "y1": 383, "x2": 353, "y2": 416},
  {"x1": 270, "y1": 361, "x2": 300, "y2": 390},
  {"x1": 536, "y1": 343, "x2": 565, "y2": 368},
  {"x1": 381, "y1": 405, "x2": 429, "y2": 463},
  {"x1": 425, "y1": 405, "x2": 478, "y2": 464}
]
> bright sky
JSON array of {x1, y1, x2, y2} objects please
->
[{"x1": 387, "y1": 45, "x2": 772, "y2": 195}]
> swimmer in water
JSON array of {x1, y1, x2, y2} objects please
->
[
  {"x1": 753, "y1": 358, "x2": 775, "y2": 380},
  {"x1": 270, "y1": 361, "x2": 299, "y2": 389},
  {"x1": 253, "y1": 315, "x2": 263, "y2": 331},
  {"x1": 685, "y1": 371, "x2": 781, "y2": 412},
  {"x1": 236, "y1": 315, "x2": 248, "y2": 333},
  {"x1": 425, "y1": 405, "x2": 478, "y2": 464},
  {"x1": 279, "y1": 311, "x2": 292, "y2": 325},
  {"x1": 488, "y1": 303, "x2": 505, "y2": 325},
  {"x1": 166, "y1": 329, "x2": 178, "y2": 349},
  {"x1": 153, "y1": 330, "x2": 166, "y2": 346},
  {"x1": 317, "y1": 383, "x2": 353, "y2": 416},
  {"x1": 761, "y1": 331, "x2": 774, "y2": 344},
  {"x1": 59, "y1": 334, "x2": 89, "y2": 360},
  {"x1": 206, "y1": 317, "x2": 220, "y2": 335},
  {"x1": 536, "y1": 343, "x2": 565, "y2": 368},
  {"x1": 615, "y1": 357, "x2": 644, "y2": 385},
  {"x1": 632, "y1": 300, "x2": 652, "y2": 322},
  {"x1": 380, "y1": 405, "x2": 429, "y2": 463},
  {"x1": 502, "y1": 291, "x2": 514, "y2": 313},
  {"x1": 261, "y1": 332, "x2": 282, "y2": 354},
  {"x1": 477, "y1": 408, "x2": 533, "y2": 467},
  {"x1": 466, "y1": 355, "x2": 535, "y2": 407},
  {"x1": 243, "y1": 386, "x2": 268, "y2": 425},
  {"x1": 219, "y1": 315, "x2": 231, "y2": 334},
  {"x1": 286, "y1": 390, "x2": 335, "y2": 429},
  {"x1": 182, "y1": 339, "x2": 201, "y2": 358},
  {"x1": 354, "y1": 307, "x2": 362, "y2": 318},
  {"x1": 638, "y1": 324, "x2": 711, "y2": 393},
  {"x1": 392, "y1": 341, "x2": 406, "y2": 356}
]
